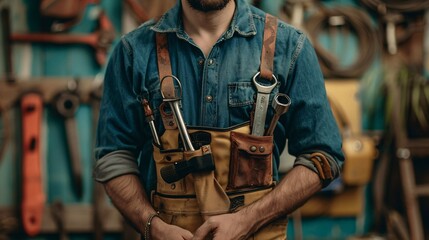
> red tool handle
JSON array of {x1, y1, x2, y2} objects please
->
[{"x1": 21, "y1": 93, "x2": 45, "y2": 236}]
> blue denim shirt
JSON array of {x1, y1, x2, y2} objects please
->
[{"x1": 94, "y1": 0, "x2": 344, "y2": 193}]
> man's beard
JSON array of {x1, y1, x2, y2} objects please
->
[{"x1": 186, "y1": 0, "x2": 231, "y2": 12}]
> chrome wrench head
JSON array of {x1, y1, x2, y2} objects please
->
[
  {"x1": 266, "y1": 93, "x2": 291, "y2": 136},
  {"x1": 252, "y1": 72, "x2": 278, "y2": 94},
  {"x1": 272, "y1": 93, "x2": 291, "y2": 115},
  {"x1": 251, "y1": 72, "x2": 278, "y2": 136},
  {"x1": 160, "y1": 75, "x2": 194, "y2": 151}
]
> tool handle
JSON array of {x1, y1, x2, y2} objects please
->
[
  {"x1": 265, "y1": 93, "x2": 291, "y2": 136},
  {"x1": 266, "y1": 114, "x2": 281, "y2": 136},
  {"x1": 21, "y1": 93, "x2": 45, "y2": 236},
  {"x1": 160, "y1": 155, "x2": 214, "y2": 183}
]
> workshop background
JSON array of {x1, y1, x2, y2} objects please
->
[{"x1": 0, "y1": 0, "x2": 428, "y2": 239}]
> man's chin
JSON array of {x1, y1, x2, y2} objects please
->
[{"x1": 186, "y1": 0, "x2": 231, "y2": 12}]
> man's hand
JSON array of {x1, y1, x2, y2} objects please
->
[
  {"x1": 151, "y1": 217, "x2": 193, "y2": 240},
  {"x1": 192, "y1": 213, "x2": 251, "y2": 240}
]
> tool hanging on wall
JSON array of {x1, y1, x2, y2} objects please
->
[
  {"x1": 360, "y1": 0, "x2": 429, "y2": 14},
  {"x1": 1, "y1": 4, "x2": 15, "y2": 83},
  {"x1": 381, "y1": 12, "x2": 425, "y2": 56},
  {"x1": 39, "y1": 0, "x2": 100, "y2": 32},
  {"x1": 20, "y1": 93, "x2": 45, "y2": 237},
  {"x1": 123, "y1": 0, "x2": 149, "y2": 24},
  {"x1": 40, "y1": 0, "x2": 86, "y2": 32},
  {"x1": 50, "y1": 201, "x2": 68, "y2": 240},
  {"x1": 52, "y1": 79, "x2": 83, "y2": 199},
  {"x1": 0, "y1": 108, "x2": 11, "y2": 165},
  {"x1": 280, "y1": 0, "x2": 314, "y2": 30},
  {"x1": 304, "y1": 6, "x2": 379, "y2": 78},
  {"x1": 89, "y1": 73, "x2": 107, "y2": 240},
  {"x1": 10, "y1": 11, "x2": 115, "y2": 66}
]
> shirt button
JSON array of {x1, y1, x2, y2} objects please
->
[
  {"x1": 208, "y1": 59, "x2": 214, "y2": 65},
  {"x1": 205, "y1": 95, "x2": 213, "y2": 102},
  {"x1": 198, "y1": 59, "x2": 204, "y2": 65}
]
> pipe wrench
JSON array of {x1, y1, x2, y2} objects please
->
[{"x1": 251, "y1": 72, "x2": 278, "y2": 136}]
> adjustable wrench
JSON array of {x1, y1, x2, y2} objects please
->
[
  {"x1": 160, "y1": 75, "x2": 194, "y2": 151},
  {"x1": 265, "y1": 93, "x2": 291, "y2": 136},
  {"x1": 252, "y1": 72, "x2": 278, "y2": 136}
]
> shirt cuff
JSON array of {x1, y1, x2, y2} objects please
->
[
  {"x1": 93, "y1": 150, "x2": 140, "y2": 183},
  {"x1": 294, "y1": 151, "x2": 341, "y2": 187}
]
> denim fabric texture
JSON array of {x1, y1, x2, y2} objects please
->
[{"x1": 94, "y1": 0, "x2": 344, "y2": 193}]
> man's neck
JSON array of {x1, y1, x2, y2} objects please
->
[{"x1": 181, "y1": 0, "x2": 236, "y2": 56}]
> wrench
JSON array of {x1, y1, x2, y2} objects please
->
[
  {"x1": 160, "y1": 75, "x2": 194, "y2": 151},
  {"x1": 251, "y1": 72, "x2": 278, "y2": 136},
  {"x1": 265, "y1": 93, "x2": 291, "y2": 136},
  {"x1": 53, "y1": 80, "x2": 83, "y2": 198},
  {"x1": 10, "y1": 11, "x2": 115, "y2": 65}
]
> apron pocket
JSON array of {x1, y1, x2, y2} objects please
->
[{"x1": 228, "y1": 131, "x2": 273, "y2": 190}]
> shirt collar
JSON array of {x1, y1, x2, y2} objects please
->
[{"x1": 151, "y1": 0, "x2": 257, "y2": 38}]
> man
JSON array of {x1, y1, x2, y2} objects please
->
[{"x1": 93, "y1": 0, "x2": 344, "y2": 239}]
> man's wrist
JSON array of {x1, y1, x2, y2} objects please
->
[
  {"x1": 144, "y1": 212, "x2": 160, "y2": 240},
  {"x1": 234, "y1": 210, "x2": 258, "y2": 235},
  {"x1": 148, "y1": 214, "x2": 166, "y2": 239}
]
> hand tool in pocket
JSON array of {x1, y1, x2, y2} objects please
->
[
  {"x1": 161, "y1": 153, "x2": 214, "y2": 183},
  {"x1": 160, "y1": 75, "x2": 194, "y2": 151},
  {"x1": 21, "y1": 93, "x2": 45, "y2": 236},
  {"x1": 251, "y1": 72, "x2": 278, "y2": 136},
  {"x1": 53, "y1": 80, "x2": 83, "y2": 199},
  {"x1": 10, "y1": 11, "x2": 114, "y2": 65},
  {"x1": 142, "y1": 99, "x2": 161, "y2": 147},
  {"x1": 265, "y1": 93, "x2": 291, "y2": 136},
  {"x1": 159, "y1": 102, "x2": 177, "y2": 130}
]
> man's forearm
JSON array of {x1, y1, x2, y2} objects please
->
[
  {"x1": 103, "y1": 174, "x2": 156, "y2": 234},
  {"x1": 239, "y1": 165, "x2": 322, "y2": 233}
]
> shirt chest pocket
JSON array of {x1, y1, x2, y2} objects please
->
[{"x1": 227, "y1": 81, "x2": 279, "y2": 126}]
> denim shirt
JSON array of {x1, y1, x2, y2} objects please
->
[{"x1": 94, "y1": 0, "x2": 344, "y2": 193}]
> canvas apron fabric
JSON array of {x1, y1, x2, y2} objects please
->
[{"x1": 151, "y1": 14, "x2": 288, "y2": 240}]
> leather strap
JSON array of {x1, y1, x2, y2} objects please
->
[
  {"x1": 260, "y1": 14, "x2": 278, "y2": 80},
  {"x1": 156, "y1": 33, "x2": 176, "y2": 99},
  {"x1": 21, "y1": 93, "x2": 45, "y2": 236}
]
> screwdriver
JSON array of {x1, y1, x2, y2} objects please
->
[{"x1": 142, "y1": 99, "x2": 161, "y2": 147}]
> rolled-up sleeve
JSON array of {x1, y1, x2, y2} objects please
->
[
  {"x1": 93, "y1": 38, "x2": 146, "y2": 182},
  {"x1": 283, "y1": 37, "x2": 344, "y2": 185}
]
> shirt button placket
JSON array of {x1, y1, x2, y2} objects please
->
[{"x1": 203, "y1": 56, "x2": 217, "y2": 126}]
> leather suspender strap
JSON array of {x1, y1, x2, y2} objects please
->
[
  {"x1": 260, "y1": 14, "x2": 278, "y2": 81},
  {"x1": 21, "y1": 93, "x2": 45, "y2": 236},
  {"x1": 156, "y1": 32, "x2": 176, "y2": 99}
]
